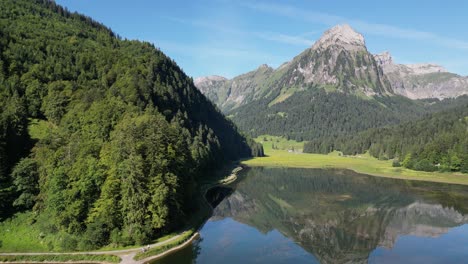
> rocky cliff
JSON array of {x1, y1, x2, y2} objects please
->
[{"x1": 375, "y1": 52, "x2": 468, "y2": 99}]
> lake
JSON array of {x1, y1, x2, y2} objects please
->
[{"x1": 154, "y1": 167, "x2": 468, "y2": 264}]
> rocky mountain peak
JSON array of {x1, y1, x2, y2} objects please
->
[
  {"x1": 312, "y1": 24, "x2": 366, "y2": 51},
  {"x1": 374, "y1": 51, "x2": 394, "y2": 67},
  {"x1": 194, "y1": 75, "x2": 227, "y2": 87}
]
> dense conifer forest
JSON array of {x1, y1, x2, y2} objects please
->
[
  {"x1": 229, "y1": 85, "x2": 468, "y2": 143},
  {"x1": 0, "y1": 0, "x2": 262, "y2": 249},
  {"x1": 304, "y1": 104, "x2": 468, "y2": 173}
]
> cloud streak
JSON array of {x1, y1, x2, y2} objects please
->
[
  {"x1": 152, "y1": 40, "x2": 288, "y2": 78},
  {"x1": 163, "y1": 16, "x2": 314, "y2": 46},
  {"x1": 243, "y1": 2, "x2": 468, "y2": 51}
]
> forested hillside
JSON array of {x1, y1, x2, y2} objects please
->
[
  {"x1": 0, "y1": 0, "x2": 261, "y2": 250},
  {"x1": 229, "y1": 85, "x2": 468, "y2": 142},
  {"x1": 196, "y1": 24, "x2": 468, "y2": 145},
  {"x1": 304, "y1": 104, "x2": 468, "y2": 173}
]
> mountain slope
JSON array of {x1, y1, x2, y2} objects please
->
[
  {"x1": 195, "y1": 64, "x2": 274, "y2": 112},
  {"x1": 375, "y1": 52, "x2": 468, "y2": 99},
  {"x1": 195, "y1": 24, "x2": 468, "y2": 141},
  {"x1": 0, "y1": 0, "x2": 261, "y2": 250},
  {"x1": 196, "y1": 25, "x2": 393, "y2": 113},
  {"x1": 304, "y1": 103, "x2": 468, "y2": 173},
  {"x1": 276, "y1": 24, "x2": 392, "y2": 97}
]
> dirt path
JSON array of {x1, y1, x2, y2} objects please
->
[
  {"x1": 0, "y1": 232, "x2": 185, "y2": 264},
  {"x1": 1, "y1": 166, "x2": 243, "y2": 264}
]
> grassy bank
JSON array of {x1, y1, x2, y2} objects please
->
[
  {"x1": 134, "y1": 231, "x2": 195, "y2": 261},
  {"x1": 0, "y1": 164, "x2": 241, "y2": 264},
  {"x1": 0, "y1": 254, "x2": 120, "y2": 263},
  {"x1": 243, "y1": 146, "x2": 468, "y2": 186},
  {"x1": 133, "y1": 164, "x2": 243, "y2": 261}
]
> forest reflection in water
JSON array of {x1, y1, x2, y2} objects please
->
[{"x1": 154, "y1": 167, "x2": 468, "y2": 264}]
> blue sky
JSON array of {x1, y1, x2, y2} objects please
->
[{"x1": 55, "y1": 0, "x2": 468, "y2": 79}]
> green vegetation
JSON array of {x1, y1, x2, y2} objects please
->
[
  {"x1": 134, "y1": 230, "x2": 196, "y2": 261},
  {"x1": 0, "y1": 213, "x2": 53, "y2": 252},
  {"x1": 304, "y1": 104, "x2": 468, "y2": 173},
  {"x1": 27, "y1": 119, "x2": 52, "y2": 141},
  {"x1": 229, "y1": 86, "x2": 468, "y2": 142},
  {"x1": 0, "y1": 254, "x2": 120, "y2": 263},
  {"x1": 0, "y1": 0, "x2": 262, "y2": 252},
  {"x1": 243, "y1": 145, "x2": 468, "y2": 186},
  {"x1": 256, "y1": 135, "x2": 304, "y2": 152}
]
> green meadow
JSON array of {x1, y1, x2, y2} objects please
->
[{"x1": 244, "y1": 137, "x2": 468, "y2": 186}]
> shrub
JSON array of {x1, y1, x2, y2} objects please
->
[
  {"x1": 413, "y1": 159, "x2": 437, "y2": 172},
  {"x1": 392, "y1": 159, "x2": 401, "y2": 167}
]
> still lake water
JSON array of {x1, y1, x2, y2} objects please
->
[{"x1": 154, "y1": 167, "x2": 468, "y2": 264}]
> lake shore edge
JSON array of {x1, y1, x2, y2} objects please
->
[
  {"x1": 0, "y1": 165, "x2": 244, "y2": 264},
  {"x1": 242, "y1": 150, "x2": 468, "y2": 186}
]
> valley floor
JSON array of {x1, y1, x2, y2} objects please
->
[{"x1": 242, "y1": 148, "x2": 468, "y2": 186}]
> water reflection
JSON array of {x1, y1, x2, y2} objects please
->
[{"x1": 157, "y1": 168, "x2": 468, "y2": 264}]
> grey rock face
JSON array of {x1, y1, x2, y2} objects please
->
[
  {"x1": 195, "y1": 24, "x2": 394, "y2": 111},
  {"x1": 374, "y1": 52, "x2": 468, "y2": 99},
  {"x1": 195, "y1": 24, "x2": 468, "y2": 111},
  {"x1": 281, "y1": 24, "x2": 393, "y2": 96},
  {"x1": 194, "y1": 75, "x2": 228, "y2": 104},
  {"x1": 312, "y1": 24, "x2": 366, "y2": 51},
  {"x1": 195, "y1": 65, "x2": 274, "y2": 112}
]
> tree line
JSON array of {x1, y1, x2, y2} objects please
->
[
  {"x1": 229, "y1": 84, "x2": 468, "y2": 143},
  {"x1": 304, "y1": 104, "x2": 468, "y2": 173}
]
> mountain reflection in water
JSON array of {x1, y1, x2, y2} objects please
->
[{"x1": 156, "y1": 168, "x2": 468, "y2": 264}]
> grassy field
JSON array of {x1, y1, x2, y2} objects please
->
[
  {"x1": 255, "y1": 135, "x2": 305, "y2": 152},
  {"x1": 243, "y1": 140, "x2": 468, "y2": 186},
  {"x1": 0, "y1": 213, "x2": 56, "y2": 252},
  {"x1": 0, "y1": 254, "x2": 120, "y2": 263}
]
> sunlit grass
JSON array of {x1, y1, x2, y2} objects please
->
[
  {"x1": 243, "y1": 147, "x2": 468, "y2": 186},
  {"x1": 0, "y1": 213, "x2": 51, "y2": 252},
  {"x1": 255, "y1": 135, "x2": 305, "y2": 152}
]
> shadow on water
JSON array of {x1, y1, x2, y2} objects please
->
[
  {"x1": 148, "y1": 238, "x2": 203, "y2": 264},
  {"x1": 204, "y1": 186, "x2": 233, "y2": 209}
]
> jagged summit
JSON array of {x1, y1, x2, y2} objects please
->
[
  {"x1": 374, "y1": 51, "x2": 394, "y2": 66},
  {"x1": 312, "y1": 24, "x2": 366, "y2": 51},
  {"x1": 194, "y1": 75, "x2": 228, "y2": 86},
  {"x1": 374, "y1": 52, "x2": 447, "y2": 75},
  {"x1": 257, "y1": 64, "x2": 273, "y2": 71}
]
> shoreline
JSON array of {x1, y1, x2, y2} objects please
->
[
  {"x1": 137, "y1": 232, "x2": 200, "y2": 264},
  {"x1": 242, "y1": 150, "x2": 468, "y2": 186},
  {"x1": 0, "y1": 165, "x2": 244, "y2": 264}
]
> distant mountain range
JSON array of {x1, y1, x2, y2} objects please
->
[
  {"x1": 195, "y1": 24, "x2": 468, "y2": 113},
  {"x1": 195, "y1": 24, "x2": 468, "y2": 141},
  {"x1": 374, "y1": 51, "x2": 468, "y2": 99}
]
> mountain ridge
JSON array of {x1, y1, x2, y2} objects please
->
[
  {"x1": 196, "y1": 24, "x2": 395, "y2": 112},
  {"x1": 196, "y1": 24, "x2": 468, "y2": 109},
  {"x1": 373, "y1": 51, "x2": 468, "y2": 99},
  {"x1": 194, "y1": 24, "x2": 468, "y2": 142}
]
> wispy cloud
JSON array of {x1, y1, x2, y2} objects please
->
[
  {"x1": 155, "y1": 40, "x2": 284, "y2": 61},
  {"x1": 255, "y1": 32, "x2": 314, "y2": 46},
  {"x1": 243, "y1": 2, "x2": 468, "y2": 51},
  {"x1": 163, "y1": 16, "x2": 314, "y2": 46},
  {"x1": 152, "y1": 40, "x2": 288, "y2": 78}
]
